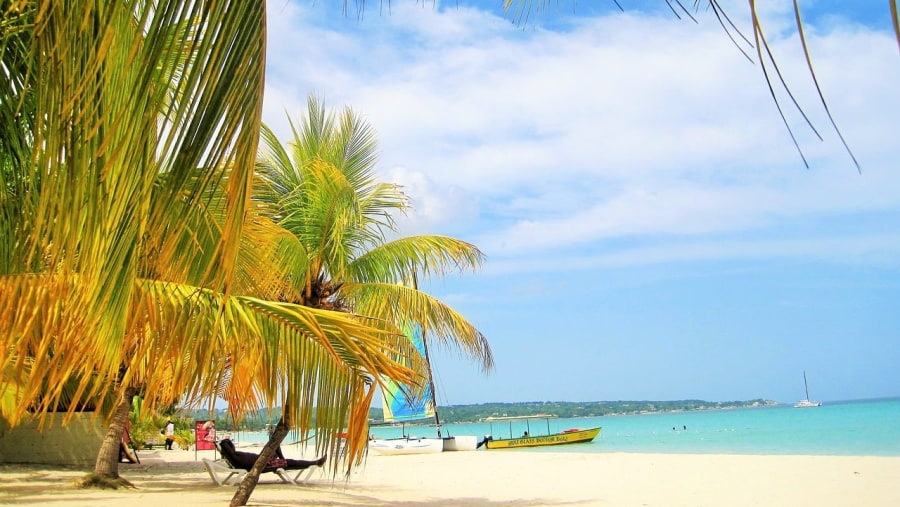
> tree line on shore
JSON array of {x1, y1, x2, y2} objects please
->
[
  {"x1": 173, "y1": 398, "x2": 775, "y2": 432},
  {"x1": 369, "y1": 399, "x2": 777, "y2": 424}
]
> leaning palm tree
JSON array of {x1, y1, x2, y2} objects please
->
[
  {"x1": 0, "y1": 4, "x2": 420, "y2": 503},
  {"x1": 241, "y1": 95, "x2": 494, "y2": 503}
]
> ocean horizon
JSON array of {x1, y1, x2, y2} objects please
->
[{"x1": 228, "y1": 397, "x2": 900, "y2": 457}]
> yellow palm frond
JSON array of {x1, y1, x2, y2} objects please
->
[
  {"x1": 0, "y1": 0, "x2": 264, "y2": 421},
  {"x1": 345, "y1": 281, "x2": 494, "y2": 372}
]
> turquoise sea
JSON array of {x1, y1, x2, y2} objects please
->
[{"x1": 362, "y1": 397, "x2": 900, "y2": 456}]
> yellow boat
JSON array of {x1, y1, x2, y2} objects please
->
[{"x1": 483, "y1": 426, "x2": 601, "y2": 449}]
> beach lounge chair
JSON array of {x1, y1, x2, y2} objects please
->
[
  {"x1": 208, "y1": 438, "x2": 325, "y2": 486},
  {"x1": 202, "y1": 457, "x2": 248, "y2": 486}
]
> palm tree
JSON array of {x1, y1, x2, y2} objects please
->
[
  {"x1": 256, "y1": 95, "x2": 493, "y2": 370},
  {"x1": 225, "y1": 95, "x2": 494, "y2": 505},
  {"x1": 0, "y1": 3, "x2": 420, "y2": 502}
]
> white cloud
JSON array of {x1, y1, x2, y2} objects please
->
[
  {"x1": 263, "y1": 1, "x2": 900, "y2": 272},
  {"x1": 387, "y1": 165, "x2": 480, "y2": 236}
]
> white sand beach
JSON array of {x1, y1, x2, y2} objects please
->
[{"x1": 1, "y1": 446, "x2": 898, "y2": 506}]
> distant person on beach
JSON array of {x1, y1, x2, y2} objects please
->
[{"x1": 163, "y1": 419, "x2": 175, "y2": 450}]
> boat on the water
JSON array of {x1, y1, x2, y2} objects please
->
[
  {"x1": 482, "y1": 427, "x2": 601, "y2": 449},
  {"x1": 479, "y1": 416, "x2": 601, "y2": 449},
  {"x1": 794, "y1": 370, "x2": 822, "y2": 408}
]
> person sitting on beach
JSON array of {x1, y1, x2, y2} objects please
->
[{"x1": 218, "y1": 438, "x2": 326, "y2": 471}]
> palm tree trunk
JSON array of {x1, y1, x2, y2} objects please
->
[
  {"x1": 230, "y1": 416, "x2": 290, "y2": 507},
  {"x1": 92, "y1": 385, "x2": 136, "y2": 479}
]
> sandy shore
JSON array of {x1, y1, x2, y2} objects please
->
[{"x1": 1, "y1": 445, "x2": 898, "y2": 506}]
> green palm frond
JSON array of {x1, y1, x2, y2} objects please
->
[
  {"x1": 348, "y1": 235, "x2": 485, "y2": 285},
  {"x1": 343, "y1": 282, "x2": 494, "y2": 372},
  {"x1": 287, "y1": 95, "x2": 381, "y2": 193},
  {"x1": 255, "y1": 123, "x2": 300, "y2": 205},
  {"x1": 124, "y1": 279, "x2": 416, "y2": 415},
  {"x1": 0, "y1": 0, "x2": 265, "y2": 421},
  {"x1": 893, "y1": 1, "x2": 900, "y2": 54}
]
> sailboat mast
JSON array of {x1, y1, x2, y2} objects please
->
[
  {"x1": 803, "y1": 371, "x2": 811, "y2": 399},
  {"x1": 411, "y1": 273, "x2": 442, "y2": 437},
  {"x1": 420, "y1": 325, "x2": 442, "y2": 437}
]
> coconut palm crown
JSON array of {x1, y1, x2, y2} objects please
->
[{"x1": 255, "y1": 95, "x2": 494, "y2": 380}]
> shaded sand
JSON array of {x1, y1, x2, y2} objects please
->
[{"x1": 1, "y1": 446, "x2": 899, "y2": 506}]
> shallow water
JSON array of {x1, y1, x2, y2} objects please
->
[{"x1": 363, "y1": 397, "x2": 900, "y2": 456}]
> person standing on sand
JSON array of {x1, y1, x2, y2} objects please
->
[{"x1": 164, "y1": 419, "x2": 175, "y2": 450}]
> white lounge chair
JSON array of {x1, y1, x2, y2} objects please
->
[
  {"x1": 273, "y1": 465, "x2": 319, "y2": 485},
  {"x1": 202, "y1": 457, "x2": 248, "y2": 486}
]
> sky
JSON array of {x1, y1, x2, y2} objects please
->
[{"x1": 261, "y1": 0, "x2": 900, "y2": 406}]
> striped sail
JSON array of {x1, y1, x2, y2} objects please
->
[{"x1": 381, "y1": 323, "x2": 435, "y2": 423}]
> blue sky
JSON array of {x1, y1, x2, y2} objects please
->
[{"x1": 262, "y1": 1, "x2": 899, "y2": 405}]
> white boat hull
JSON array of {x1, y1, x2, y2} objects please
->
[
  {"x1": 795, "y1": 372, "x2": 821, "y2": 408},
  {"x1": 369, "y1": 437, "x2": 443, "y2": 455},
  {"x1": 442, "y1": 435, "x2": 478, "y2": 451}
]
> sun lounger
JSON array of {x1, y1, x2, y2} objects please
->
[
  {"x1": 206, "y1": 438, "x2": 325, "y2": 486},
  {"x1": 202, "y1": 457, "x2": 248, "y2": 486}
]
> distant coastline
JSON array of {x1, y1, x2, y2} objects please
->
[{"x1": 369, "y1": 399, "x2": 778, "y2": 425}]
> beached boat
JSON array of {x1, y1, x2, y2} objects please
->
[
  {"x1": 368, "y1": 319, "x2": 478, "y2": 455},
  {"x1": 441, "y1": 434, "x2": 479, "y2": 451},
  {"x1": 368, "y1": 435, "x2": 444, "y2": 455},
  {"x1": 793, "y1": 371, "x2": 822, "y2": 408},
  {"x1": 482, "y1": 426, "x2": 601, "y2": 449}
]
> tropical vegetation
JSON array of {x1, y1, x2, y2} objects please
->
[
  {"x1": 0, "y1": 2, "x2": 491, "y2": 506},
  {"x1": 5, "y1": 0, "x2": 893, "y2": 504}
]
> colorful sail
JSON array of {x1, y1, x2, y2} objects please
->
[{"x1": 381, "y1": 322, "x2": 435, "y2": 423}]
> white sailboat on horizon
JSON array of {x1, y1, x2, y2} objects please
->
[{"x1": 794, "y1": 371, "x2": 822, "y2": 408}]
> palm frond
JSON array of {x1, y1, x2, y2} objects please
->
[
  {"x1": 348, "y1": 235, "x2": 485, "y2": 285},
  {"x1": 0, "y1": 0, "x2": 265, "y2": 421},
  {"x1": 500, "y1": 0, "x2": 878, "y2": 169},
  {"x1": 344, "y1": 282, "x2": 494, "y2": 372}
]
